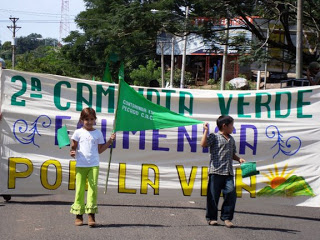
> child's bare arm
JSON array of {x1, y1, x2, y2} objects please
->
[
  {"x1": 70, "y1": 140, "x2": 78, "y2": 158},
  {"x1": 233, "y1": 153, "x2": 246, "y2": 163},
  {"x1": 200, "y1": 123, "x2": 209, "y2": 147},
  {"x1": 307, "y1": 69, "x2": 315, "y2": 85},
  {"x1": 98, "y1": 133, "x2": 116, "y2": 154}
]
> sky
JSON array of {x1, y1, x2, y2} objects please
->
[{"x1": 0, "y1": 0, "x2": 86, "y2": 43}]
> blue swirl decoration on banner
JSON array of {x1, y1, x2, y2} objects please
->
[
  {"x1": 13, "y1": 115, "x2": 52, "y2": 148},
  {"x1": 265, "y1": 125, "x2": 301, "y2": 159}
]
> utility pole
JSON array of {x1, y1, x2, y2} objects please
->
[
  {"x1": 296, "y1": 0, "x2": 303, "y2": 79},
  {"x1": 160, "y1": 41, "x2": 165, "y2": 88},
  {"x1": 180, "y1": 6, "x2": 189, "y2": 89},
  {"x1": 220, "y1": 18, "x2": 229, "y2": 90},
  {"x1": 7, "y1": 17, "x2": 21, "y2": 69},
  {"x1": 263, "y1": 27, "x2": 269, "y2": 90},
  {"x1": 170, "y1": 36, "x2": 175, "y2": 88}
]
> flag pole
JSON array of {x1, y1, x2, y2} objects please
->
[
  {"x1": 104, "y1": 138, "x2": 114, "y2": 194},
  {"x1": 104, "y1": 79, "x2": 122, "y2": 194}
]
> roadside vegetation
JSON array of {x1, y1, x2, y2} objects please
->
[{"x1": 1, "y1": 1, "x2": 319, "y2": 87}]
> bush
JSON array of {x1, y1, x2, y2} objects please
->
[
  {"x1": 207, "y1": 78, "x2": 215, "y2": 85},
  {"x1": 15, "y1": 46, "x2": 81, "y2": 77},
  {"x1": 129, "y1": 60, "x2": 161, "y2": 86},
  {"x1": 165, "y1": 68, "x2": 194, "y2": 88}
]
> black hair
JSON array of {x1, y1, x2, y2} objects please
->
[{"x1": 216, "y1": 115, "x2": 234, "y2": 130}]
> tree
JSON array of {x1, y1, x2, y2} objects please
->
[
  {"x1": 62, "y1": 0, "x2": 177, "y2": 82},
  {"x1": 15, "y1": 46, "x2": 81, "y2": 77},
  {"x1": 63, "y1": 0, "x2": 320, "y2": 82},
  {"x1": 15, "y1": 33, "x2": 43, "y2": 54},
  {"x1": 130, "y1": 60, "x2": 161, "y2": 86},
  {"x1": 0, "y1": 41, "x2": 13, "y2": 61},
  {"x1": 190, "y1": 0, "x2": 320, "y2": 68}
]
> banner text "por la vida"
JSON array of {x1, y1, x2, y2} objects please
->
[{"x1": 8, "y1": 158, "x2": 257, "y2": 197}]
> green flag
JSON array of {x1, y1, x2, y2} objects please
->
[
  {"x1": 57, "y1": 125, "x2": 70, "y2": 148},
  {"x1": 114, "y1": 79, "x2": 203, "y2": 132},
  {"x1": 118, "y1": 61, "x2": 124, "y2": 81},
  {"x1": 102, "y1": 62, "x2": 113, "y2": 83},
  {"x1": 241, "y1": 162, "x2": 260, "y2": 178}
]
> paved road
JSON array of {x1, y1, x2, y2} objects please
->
[{"x1": 0, "y1": 194, "x2": 319, "y2": 240}]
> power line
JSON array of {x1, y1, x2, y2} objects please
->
[
  {"x1": 0, "y1": 8, "x2": 78, "y2": 18},
  {"x1": 3, "y1": 20, "x2": 75, "y2": 23}
]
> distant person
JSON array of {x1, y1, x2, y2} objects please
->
[
  {"x1": 200, "y1": 116, "x2": 246, "y2": 228},
  {"x1": 213, "y1": 64, "x2": 218, "y2": 81},
  {"x1": 70, "y1": 107, "x2": 116, "y2": 227},
  {"x1": 217, "y1": 60, "x2": 221, "y2": 79},
  {"x1": 307, "y1": 62, "x2": 320, "y2": 85},
  {"x1": 208, "y1": 67, "x2": 213, "y2": 79},
  {"x1": 149, "y1": 80, "x2": 160, "y2": 87}
]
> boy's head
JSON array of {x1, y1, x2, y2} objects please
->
[
  {"x1": 217, "y1": 115, "x2": 234, "y2": 131},
  {"x1": 79, "y1": 107, "x2": 97, "y2": 122},
  {"x1": 308, "y1": 62, "x2": 320, "y2": 76}
]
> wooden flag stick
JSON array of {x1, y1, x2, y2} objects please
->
[{"x1": 104, "y1": 139, "x2": 114, "y2": 194}]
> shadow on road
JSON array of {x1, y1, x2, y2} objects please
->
[
  {"x1": 3, "y1": 200, "x2": 72, "y2": 205},
  {"x1": 3, "y1": 200, "x2": 204, "y2": 210},
  {"x1": 236, "y1": 210, "x2": 320, "y2": 222},
  {"x1": 234, "y1": 225, "x2": 300, "y2": 234},
  {"x1": 97, "y1": 223, "x2": 167, "y2": 228},
  {"x1": 3, "y1": 199, "x2": 320, "y2": 224}
]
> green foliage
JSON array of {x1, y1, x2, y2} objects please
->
[
  {"x1": 1, "y1": 41, "x2": 11, "y2": 51},
  {"x1": 61, "y1": 0, "x2": 319, "y2": 80},
  {"x1": 238, "y1": 74, "x2": 247, "y2": 79},
  {"x1": 2, "y1": 0, "x2": 319, "y2": 82},
  {"x1": 130, "y1": 60, "x2": 161, "y2": 86},
  {"x1": 15, "y1": 46, "x2": 81, "y2": 77},
  {"x1": 225, "y1": 82, "x2": 235, "y2": 90},
  {"x1": 61, "y1": 0, "x2": 163, "y2": 78},
  {"x1": 0, "y1": 41, "x2": 13, "y2": 61},
  {"x1": 16, "y1": 33, "x2": 43, "y2": 54},
  {"x1": 164, "y1": 68, "x2": 194, "y2": 88},
  {"x1": 188, "y1": 1, "x2": 320, "y2": 67},
  {"x1": 207, "y1": 78, "x2": 215, "y2": 85}
]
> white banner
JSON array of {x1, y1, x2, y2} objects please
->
[{"x1": 1, "y1": 69, "x2": 319, "y2": 207}]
